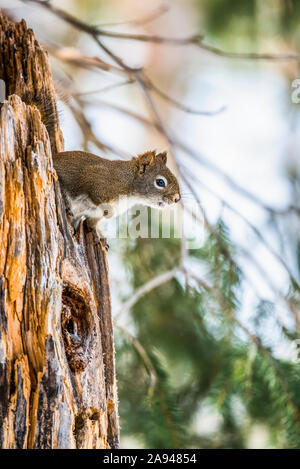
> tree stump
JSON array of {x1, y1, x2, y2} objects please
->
[{"x1": 0, "y1": 13, "x2": 119, "y2": 449}]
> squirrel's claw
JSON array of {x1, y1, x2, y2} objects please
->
[
  {"x1": 97, "y1": 236, "x2": 109, "y2": 251},
  {"x1": 92, "y1": 236, "x2": 109, "y2": 251}
]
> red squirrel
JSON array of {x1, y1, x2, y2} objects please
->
[{"x1": 28, "y1": 91, "x2": 181, "y2": 239}]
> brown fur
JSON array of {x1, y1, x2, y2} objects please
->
[{"x1": 53, "y1": 150, "x2": 180, "y2": 207}]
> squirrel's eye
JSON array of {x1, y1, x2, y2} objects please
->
[{"x1": 155, "y1": 176, "x2": 167, "y2": 189}]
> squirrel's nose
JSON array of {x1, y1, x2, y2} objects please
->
[{"x1": 173, "y1": 193, "x2": 181, "y2": 204}]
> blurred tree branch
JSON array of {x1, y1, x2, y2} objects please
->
[{"x1": 23, "y1": 0, "x2": 300, "y2": 60}]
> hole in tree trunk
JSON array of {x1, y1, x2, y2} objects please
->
[
  {"x1": 61, "y1": 283, "x2": 92, "y2": 372},
  {"x1": 66, "y1": 319, "x2": 75, "y2": 335}
]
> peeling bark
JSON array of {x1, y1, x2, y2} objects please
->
[{"x1": 0, "y1": 13, "x2": 119, "y2": 449}]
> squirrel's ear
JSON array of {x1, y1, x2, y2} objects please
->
[
  {"x1": 156, "y1": 151, "x2": 167, "y2": 165},
  {"x1": 137, "y1": 151, "x2": 155, "y2": 174}
]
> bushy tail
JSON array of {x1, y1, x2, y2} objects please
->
[{"x1": 22, "y1": 89, "x2": 61, "y2": 155}]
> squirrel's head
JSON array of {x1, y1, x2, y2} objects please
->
[{"x1": 132, "y1": 151, "x2": 181, "y2": 209}]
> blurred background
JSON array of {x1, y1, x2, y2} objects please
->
[{"x1": 5, "y1": 0, "x2": 300, "y2": 449}]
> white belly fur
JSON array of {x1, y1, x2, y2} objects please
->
[{"x1": 69, "y1": 193, "x2": 146, "y2": 224}]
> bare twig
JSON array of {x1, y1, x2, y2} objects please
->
[
  {"x1": 23, "y1": 0, "x2": 203, "y2": 46},
  {"x1": 50, "y1": 43, "x2": 225, "y2": 118},
  {"x1": 48, "y1": 44, "x2": 125, "y2": 76},
  {"x1": 142, "y1": 74, "x2": 226, "y2": 116},
  {"x1": 63, "y1": 95, "x2": 130, "y2": 159},
  {"x1": 24, "y1": 0, "x2": 300, "y2": 61},
  {"x1": 199, "y1": 41, "x2": 300, "y2": 61},
  {"x1": 115, "y1": 268, "x2": 180, "y2": 320},
  {"x1": 97, "y1": 4, "x2": 169, "y2": 28},
  {"x1": 73, "y1": 79, "x2": 134, "y2": 97},
  {"x1": 114, "y1": 321, "x2": 157, "y2": 399}
]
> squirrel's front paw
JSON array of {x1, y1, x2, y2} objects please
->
[
  {"x1": 95, "y1": 230, "x2": 109, "y2": 251},
  {"x1": 93, "y1": 235, "x2": 109, "y2": 251},
  {"x1": 72, "y1": 216, "x2": 85, "y2": 235},
  {"x1": 103, "y1": 239, "x2": 110, "y2": 251}
]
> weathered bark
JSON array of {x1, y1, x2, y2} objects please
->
[{"x1": 0, "y1": 13, "x2": 119, "y2": 449}]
